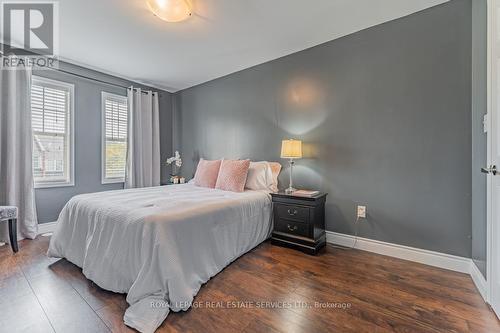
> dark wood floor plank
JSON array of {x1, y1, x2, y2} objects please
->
[
  {"x1": 1, "y1": 237, "x2": 498, "y2": 333},
  {"x1": 288, "y1": 283, "x2": 443, "y2": 333},
  {"x1": 0, "y1": 291, "x2": 55, "y2": 333},
  {"x1": 25, "y1": 272, "x2": 111, "y2": 333},
  {"x1": 198, "y1": 278, "x2": 370, "y2": 333},
  {"x1": 242, "y1": 319, "x2": 282, "y2": 333},
  {"x1": 50, "y1": 258, "x2": 127, "y2": 312},
  {"x1": 0, "y1": 252, "x2": 24, "y2": 282},
  {"x1": 0, "y1": 242, "x2": 55, "y2": 333},
  {"x1": 323, "y1": 249, "x2": 484, "y2": 305},
  {"x1": 233, "y1": 248, "x2": 442, "y2": 332},
  {"x1": 95, "y1": 301, "x2": 136, "y2": 333},
  {"x1": 256, "y1": 244, "x2": 492, "y2": 331},
  {"x1": 0, "y1": 269, "x2": 33, "y2": 300}
]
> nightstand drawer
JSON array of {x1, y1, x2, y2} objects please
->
[
  {"x1": 275, "y1": 219, "x2": 310, "y2": 238},
  {"x1": 275, "y1": 204, "x2": 309, "y2": 223}
]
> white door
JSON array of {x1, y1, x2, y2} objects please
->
[{"x1": 489, "y1": 0, "x2": 500, "y2": 317}]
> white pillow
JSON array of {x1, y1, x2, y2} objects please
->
[{"x1": 245, "y1": 161, "x2": 273, "y2": 190}]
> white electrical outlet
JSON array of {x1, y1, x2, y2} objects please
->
[{"x1": 357, "y1": 205, "x2": 366, "y2": 219}]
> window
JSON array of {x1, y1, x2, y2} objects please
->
[
  {"x1": 31, "y1": 76, "x2": 74, "y2": 188},
  {"x1": 102, "y1": 92, "x2": 128, "y2": 183}
]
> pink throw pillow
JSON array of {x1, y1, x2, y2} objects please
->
[
  {"x1": 215, "y1": 160, "x2": 251, "y2": 192},
  {"x1": 268, "y1": 162, "x2": 282, "y2": 192},
  {"x1": 194, "y1": 159, "x2": 222, "y2": 188}
]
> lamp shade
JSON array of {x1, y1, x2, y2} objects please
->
[
  {"x1": 281, "y1": 139, "x2": 302, "y2": 159},
  {"x1": 147, "y1": 0, "x2": 192, "y2": 23}
]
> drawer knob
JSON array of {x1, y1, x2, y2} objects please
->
[
  {"x1": 287, "y1": 224, "x2": 298, "y2": 232},
  {"x1": 287, "y1": 209, "x2": 298, "y2": 216}
]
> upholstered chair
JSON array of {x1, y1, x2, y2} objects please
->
[{"x1": 0, "y1": 206, "x2": 18, "y2": 252}]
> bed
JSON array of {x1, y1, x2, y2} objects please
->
[{"x1": 47, "y1": 183, "x2": 273, "y2": 333}]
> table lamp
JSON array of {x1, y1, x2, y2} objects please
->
[{"x1": 281, "y1": 139, "x2": 302, "y2": 194}]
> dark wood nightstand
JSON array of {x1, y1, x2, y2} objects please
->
[{"x1": 271, "y1": 192, "x2": 327, "y2": 255}]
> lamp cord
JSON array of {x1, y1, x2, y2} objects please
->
[
  {"x1": 330, "y1": 215, "x2": 361, "y2": 250},
  {"x1": 351, "y1": 216, "x2": 361, "y2": 250}
]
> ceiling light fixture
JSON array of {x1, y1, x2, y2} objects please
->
[{"x1": 147, "y1": 0, "x2": 192, "y2": 23}]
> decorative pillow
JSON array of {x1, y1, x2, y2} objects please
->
[
  {"x1": 193, "y1": 159, "x2": 222, "y2": 188},
  {"x1": 215, "y1": 159, "x2": 251, "y2": 192},
  {"x1": 245, "y1": 161, "x2": 273, "y2": 190},
  {"x1": 268, "y1": 162, "x2": 282, "y2": 192}
]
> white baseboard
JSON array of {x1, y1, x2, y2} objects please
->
[
  {"x1": 470, "y1": 261, "x2": 488, "y2": 301},
  {"x1": 325, "y1": 231, "x2": 489, "y2": 302},
  {"x1": 38, "y1": 221, "x2": 57, "y2": 235},
  {"x1": 325, "y1": 231, "x2": 471, "y2": 273}
]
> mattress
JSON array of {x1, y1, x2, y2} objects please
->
[{"x1": 47, "y1": 183, "x2": 273, "y2": 333}]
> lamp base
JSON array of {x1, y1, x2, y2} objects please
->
[{"x1": 285, "y1": 187, "x2": 297, "y2": 195}]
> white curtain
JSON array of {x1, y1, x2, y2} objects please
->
[
  {"x1": 0, "y1": 61, "x2": 38, "y2": 241},
  {"x1": 125, "y1": 88, "x2": 161, "y2": 188}
]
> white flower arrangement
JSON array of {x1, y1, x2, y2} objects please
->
[{"x1": 166, "y1": 151, "x2": 182, "y2": 168}]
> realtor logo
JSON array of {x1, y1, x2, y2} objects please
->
[{"x1": 1, "y1": 1, "x2": 59, "y2": 68}]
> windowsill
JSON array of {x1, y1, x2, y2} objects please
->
[
  {"x1": 35, "y1": 181, "x2": 75, "y2": 189},
  {"x1": 101, "y1": 178, "x2": 125, "y2": 185}
]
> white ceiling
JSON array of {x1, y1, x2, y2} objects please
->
[{"x1": 56, "y1": 0, "x2": 447, "y2": 92}]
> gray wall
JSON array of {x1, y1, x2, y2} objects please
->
[
  {"x1": 35, "y1": 62, "x2": 173, "y2": 223},
  {"x1": 471, "y1": 0, "x2": 487, "y2": 277},
  {"x1": 176, "y1": 0, "x2": 473, "y2": 257}
]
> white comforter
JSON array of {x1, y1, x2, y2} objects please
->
[{"x1": 47, "y1": 184, "x2": 272, "y2": 333}]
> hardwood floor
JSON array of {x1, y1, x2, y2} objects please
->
[{"x1": 0, "y1": 236, "x2": 498, "y2": 333}]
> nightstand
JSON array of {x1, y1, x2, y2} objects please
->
[{"x1": 271, "y1": 192, "x2": 327, "y2": 255}]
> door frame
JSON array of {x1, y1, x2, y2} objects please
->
[{"x1": 487, "y1": 0, "x2": 494, "y2": 305}]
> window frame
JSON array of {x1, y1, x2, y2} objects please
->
[
  {"x1": 32, "y1": 76, "x2": 75, "y2": 189},
  {"x1": 101, "y1": 91, "x2": 128, "y2": 184}
]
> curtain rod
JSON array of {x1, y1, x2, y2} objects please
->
[
  {"x1": 0, "y1": 52, "x2": 158, "y2": 94},
  {"x1": 53, "y1": 67, "x2": 156, "y2": 95}
]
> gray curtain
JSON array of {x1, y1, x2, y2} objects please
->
[
  {"x1": 125, "y1": 88, "x2": 160, "y2": 188},
  {"x1": 0, "y1": 61, "x2": 38, "y2": 241}
]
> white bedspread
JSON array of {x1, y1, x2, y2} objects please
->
[{"x1": 47, "y1": 184, "x2": 272, "y2": 333}]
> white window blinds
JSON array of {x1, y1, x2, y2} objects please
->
[
  {"x1": 102, "y1": 92, "x2": 128, "y2": 183},
  {"x1": 31, "y1": 77, "x2": 74, "y2": 187}
]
